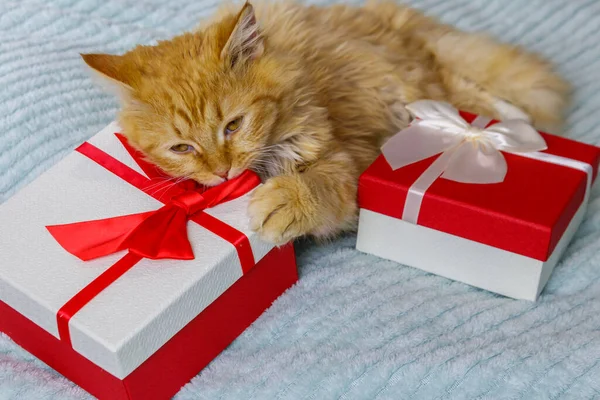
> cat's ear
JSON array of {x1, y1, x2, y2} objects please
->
[
  {"x1": 221, "y1": 2, "x2": 264, "y2": 68},
  {"x1": 80, "y1": 53, "x2": 135, "y2": 99}
]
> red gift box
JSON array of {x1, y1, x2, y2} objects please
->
[{"x1": 357, "y1": 101, "x2": 600, "y2": 300}]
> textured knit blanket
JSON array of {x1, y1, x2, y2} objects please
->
[{"x1": 2, "y1": 0, "x2": 600, "y2": 399}]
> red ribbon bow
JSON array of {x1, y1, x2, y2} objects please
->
[
  {"x1": 47, "y1": 169, "x2": 259, "y2": 262},
  {"x1": 46, "y1": 133, "x2": 261, "y2": 346}
]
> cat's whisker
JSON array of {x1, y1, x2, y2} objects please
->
[
  {"x1": 144, "y1": 176, "x2": 188, "y2": 193},
  {"x1": 142, "y1": 176, "x2": 180, "y2": 192},
  {"x1": 147, "y1": 174, "x2": 193, "y2": 198},
  {"x1": 154, "y1": 182, "x2": 185, "y2": 201},
  {"x1": 148, "y1": 183, "x2": 177, "y2": 197},
  {"x1": 143, "y1": 181, "x2": 178, "y2": 194}
]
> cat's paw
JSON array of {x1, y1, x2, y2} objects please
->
[{"x1": 248, "y1": 175, "x2": 316, "y2": 245}]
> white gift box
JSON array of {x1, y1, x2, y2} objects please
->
[{"x1": 0, "y1": 122, "x2": 298, "y2": 399}]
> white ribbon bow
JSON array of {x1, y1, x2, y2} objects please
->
[{"x1": 382, "y1": 100, "x2": 548, "y2": 184}]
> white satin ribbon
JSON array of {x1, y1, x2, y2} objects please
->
[{"x1": 382, "y1": 100, "x2": 593, "y2": 224}]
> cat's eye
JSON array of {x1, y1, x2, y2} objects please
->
[
  {"x1": 170, "y1": 144, "x2": 194, "y2": 154},
  {"x1": 225, "y1": 117, "x2": 243, "y2": 135}
]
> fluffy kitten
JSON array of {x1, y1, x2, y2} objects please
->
[{"x1": 82, "y1": 1, "x2": 569, "y2": 245}]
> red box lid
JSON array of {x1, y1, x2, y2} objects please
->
[{"x1": 358, "y1": 112, "x2": 600, "y2": 262}]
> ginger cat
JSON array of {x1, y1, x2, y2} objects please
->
[{"x1": 82, "y1": 1, "x2": 569, "y2": 245}]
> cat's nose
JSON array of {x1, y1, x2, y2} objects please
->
[{"x1": 215, "y1": 169, "x2": 230, "y2": 179}]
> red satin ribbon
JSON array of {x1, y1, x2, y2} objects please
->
[{"x1": 46, "y1": 135, "x2": 261, "y2": 346}]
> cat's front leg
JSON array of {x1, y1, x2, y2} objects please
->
[{"x1": 248, "y1": 151, "x2": 359, "y2": 245}]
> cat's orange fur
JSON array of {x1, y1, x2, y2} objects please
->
[{"x1": 82, "y1": 1, "x2": 569, "y2": 245}]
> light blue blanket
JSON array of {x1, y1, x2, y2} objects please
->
[{"x1": 2, "y1": 0, "x2": 600, "y2": 399}]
